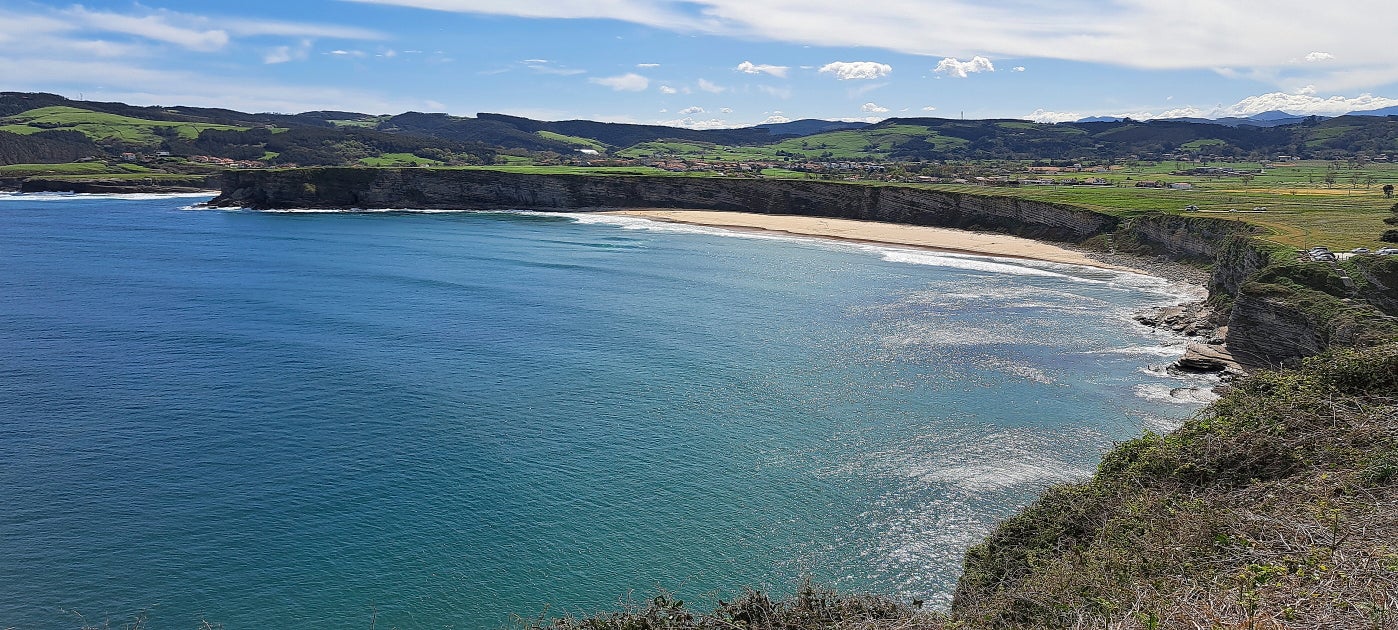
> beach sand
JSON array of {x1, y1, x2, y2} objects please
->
[{"x1": 604, "y1": 209, "x2": 1127, "y2": 271}]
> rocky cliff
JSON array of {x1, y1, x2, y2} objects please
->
[
  {"x1": 215, "y1": 168, "x2": 1123, "y2": 241},
  {"x1": 212, "y1": 168, "x2": 1396, "y2": 366}
]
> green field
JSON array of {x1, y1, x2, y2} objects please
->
[
  {"x1": 890, "y1": 159, "x2": 1398, "y2": 250},
  {"x1": 0, "y1": 162, "x2": 153, "y2": 177},
  {"x1": 0, "y1": 106, "x2": 251, "y2": 143},
  {"x1": 359, "y1": 153, "x2": 444, "y2": 167},
  {"x1": 463, "y1": 165, "x2": 707, "y2": 176},
  {"x1": 536, "y1": 131, "x2": 608, "y2": 152}
]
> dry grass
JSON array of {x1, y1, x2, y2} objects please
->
[{"x1": 954, "y1": 345, "x2": 1398, "y2": 629}]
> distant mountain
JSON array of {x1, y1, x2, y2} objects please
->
[
  {"x1": 753, "y1": 119, "x2": 871, "y2": 136},
  {"x1": 1245, "y1": 110, "x2": 1301, "y2": 121},
  {"x1": 1346, "y1": 105, "x2": 1398, "y2": 117},
  {"x1": 1075, "y1": 110, "x2": 1315, "y2": 128}
]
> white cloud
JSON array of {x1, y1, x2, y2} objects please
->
[
  {"x1": 934, "y1": 56, "x2": 994, "y2": 78},
  {"x1": 222, "y1": 18, "x2": 384, "y2": 40},
  {"x1": 819, "y1": 61, "x2": 891, "y2": 80},
  {"x1": 264, "y1": 40, "x2": 312, "y2": 64},
  {"x1": 658, "y1": 85, "x2": 678, "y2": 94},
  {"x1": 761, "y1": 114, "x2": 791, "y2": 124},
  {"x1": 340, "y1": 0, "x2": 1398, "y2": 92},
  {"x1": 62, "y1": 6, "x2": 229, "y2": 51},
  {"x1": 861, "y1": 102, "x2": 889, "y2": 113},
  {"x1": 1219, "y1": 91, "x2": 1398, "y2": 116},
  {"x1": 720, "y1": 107, "x2": 733, "y2": 113},
  {"x1": 525, "y1": 60, "x2": 586, "y2": 75},
  {"x1": 736, "y1": 60, "x2": 789, "y2": 77},
  {"x1": 1012, "y1": 66, "x2": 1026, "y2": 72},
  {"x1": 636, "y1": 62, "x2": 660, "y2": 68},
  {"x1": 679, "y1": 106, "x2": 705, "y2": 115},
  {"x1": 590, "y1": 73, "x2": 650, "y2": 91},
  {"x1": 697, "y1": 78, "x2": 726, "y2": 93},
  {"x1": 656, "y1": 117, "x2": 733, "y2": 130},
  {"x1": 922, "y1": 106, "x2": 937, "y2": 111},
  {"x1": 1023, "y1": 109, "x2": 1082, "y2": 123},
  {"x1": 1083, "y1": 89, "x2": 1398, "y2": 122},
  {"x1": 1304, "y1": 52, "x2": 1335, "y2": 63}
]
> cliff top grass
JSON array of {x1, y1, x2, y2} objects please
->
[
  {"x1": 0, "y1": 161, "x2": 152, "y2": 177},
  {"x1": 446, "y1": 159, "x2": 1396, "y2": 250},
  {"x1": 0, "y1": 106, "x2": 254, "y2": 144}
]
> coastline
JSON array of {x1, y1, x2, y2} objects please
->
[{"x1": 605, "y1": 209, "x2": 1141, "y2": 275}]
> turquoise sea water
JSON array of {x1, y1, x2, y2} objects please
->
[{"x1": 0, "y1": 193, "x2": 1214, "y2": 629}]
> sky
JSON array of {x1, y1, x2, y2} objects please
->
[{"x1": 3, "y1": 0, "x2": 1398, "y2": 128}]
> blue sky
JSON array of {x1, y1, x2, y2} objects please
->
[{"x1": 3, "y1": 0, "x2": 1397, "y2": 127}]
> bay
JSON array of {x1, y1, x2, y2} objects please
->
[{"x1": 0, "y1": 194, "x2": 1211, "y2": 629}]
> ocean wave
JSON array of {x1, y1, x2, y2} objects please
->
[
  {"x1": 1133, "y1": 383, "x2": 1219, "y2": 404},
  {"x1": 545, "y1": 212, "x2": 811, "y2": 242},
  {"x1": 238, "y1": 207, "x2": 485, "y2": 214},
  {"x1": 1092, "y1": 344, "x2": 1189, "y2": 357}
]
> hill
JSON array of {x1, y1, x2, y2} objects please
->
[{"x1": 9, "y1": 92, "x2": 1398, "y2": 172}]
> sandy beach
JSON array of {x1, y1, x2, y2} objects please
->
[{"x1": 604, "y1": 209, "x2": 1128, "y2": 271}]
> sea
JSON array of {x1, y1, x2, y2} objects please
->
[{"x1": 0, "y1": 193, "x2": 1216, "y2": 629}]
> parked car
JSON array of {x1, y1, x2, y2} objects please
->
[
  {"x1": 1352, "y1": 247, "x2": 1371, "y2": 254},
  {"x1": 1377, "y1": 247, "x2": 1398, "y2": 255},
  {"x1": 1310, "y1": 251, "x2": 1337, "y2": 262}
]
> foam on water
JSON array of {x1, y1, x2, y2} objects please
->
[
  {"x1": 0, "y1": 191, "x2": 218, "y2": 202},
  {"x1": 1134, "y1": 383, "x2": 1220, "y2": 404}
]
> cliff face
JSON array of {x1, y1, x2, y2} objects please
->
[
  {"x1": 213, "y1": 168, "x2": 1396, "y2": 366},
  {"x1": 215, "y1": 168, "x2": 1120, "y2": 242}
]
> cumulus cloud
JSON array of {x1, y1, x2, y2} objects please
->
[
  {"x1": 934, "y1": 56, "x2": 994, "y2": 78},
  {"x1": 697, "y1": 78, "x2": 726, "y2": 93},
  {"x1": 656, "y1": 116, "x2": 733, "y2": 130},
  {"x1": 1012, "y1": 66, "x2": 1026, "y2": 72},
  {"x1": 1304, "y1": 52, "x2": 1335, "y2": 62},
  {"x1": 1220, "y1": 90, "x2": 1398, "y2": 116},
  {"x1": 1023, "y1": 109, "x2": 1082, "y2": 123},
  {"x1": 761, "y1": 114, "x2": 791, "y2": 124},
  {"x1": 819, "y1": 61, "x2": 891, "y2": 80},
  {"x1": 590, "y1": 72, "x2": 650, "y2": 91},
  {"x1": 736, "y1": 60, "x2": 788, "y2": 77},
  {"x1": 679, "y1": 105, "x2": 705, "y2": 115},
  {"x1": 658, "y1": 85, "x2": 678, "y2": 94},
  {"x1": 922, "y1": 106, "x2": 937, "y2": 111},
  {"x1": 861, "y1": 102, "x2": 889, "y2": 113},
  {"x1": 1077, "y1": 89, "x2": 1398, "y2": 122}
]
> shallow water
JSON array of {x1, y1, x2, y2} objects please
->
[{"x1": 0, "y1": 194, "x2": 1213, "y2": 629}]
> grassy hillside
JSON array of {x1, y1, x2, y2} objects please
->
[
  {"x1": 955, "y1": 343, "x2": 1398, "y2": 629},
  {"x1": 0, "y1": 105, "x2": 251, "y2": 144}
]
